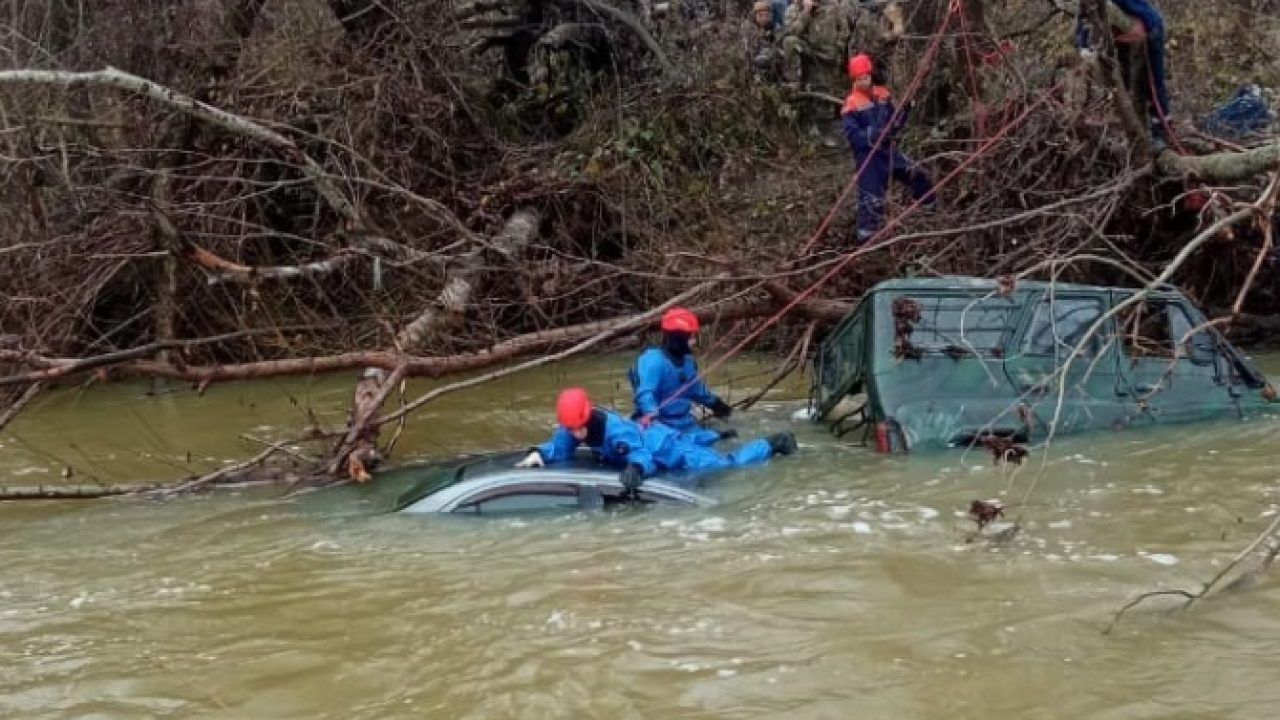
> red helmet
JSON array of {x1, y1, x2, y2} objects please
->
[
  {"x1": 556, "y1": 387, "x2": 593, "y2": 430},
  {"x1": 660, "y1": 307, "x2": 700, "y2": 334},
  {"x1": 847, "y1": 54, "x2": 874, "y2": 80}
]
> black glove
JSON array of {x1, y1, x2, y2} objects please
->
[
  {"x1": 709, "y1": 398, "x2": 733, "y2": 420},
  {"x1": 619, "y1": 464, "x2": 645, "y2": 497},
  {"x1": 718, "y1": 428, "x2": 739, "y2": 441}
]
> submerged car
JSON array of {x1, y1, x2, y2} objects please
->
[
  {"x1": 392, "y1": 451, "x2": 715, "y2": 514},
  {"x1": 811, "y1": 276, "x2": 1277, "y2": 452}
]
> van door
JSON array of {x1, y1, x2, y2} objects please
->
[
  {"x1": 1114, "y1": 296, "x2": 1236, "y2": 423},
  {"x1": 1005, "y1": 292, "x2": 1124, "y2": 438}
]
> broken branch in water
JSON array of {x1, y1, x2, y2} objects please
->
[
  {"x1": 0, "y1": 438, "x2": 298, "y2": 502},
  {"x1": 0, "y1": 290, "x2": 810, "y2": 389},
  {"x1": 1103, "y1": 511, "x2": 1280, "y2": 635},
  {"x1": 149, "y1": 439, "x2": 297, "y2": 498},
  {"x1": 0, "y1": 382, "x2": 43, "y2": 433}
]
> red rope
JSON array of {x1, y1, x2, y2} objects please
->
[
  {"x1": 955, "y1": 0, "x2": 987, "y2": 140},
  {"x1": 793, "y1": 2, "x2": 959, "y2": 257},
  {"x1": 1145, "y1": 49, "x2": 1186, "y2": 155},
  {"x1": 647, "y1": 83, "x2": 1066, "y2": 420}
]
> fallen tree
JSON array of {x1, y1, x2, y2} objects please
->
[{"x1": 2, "y1": 0, "x2": 1279, "y2": 495}]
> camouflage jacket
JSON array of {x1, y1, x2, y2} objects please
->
[
  {"x1": 742, "y1": 21, "x2": 783, "y2": 76},
  {"x1": 783, "y1": 1, "x2": 858, "y2": 62}
]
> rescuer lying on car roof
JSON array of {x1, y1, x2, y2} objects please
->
[{"x1": 516, "y1": 388, "x2": 798, "y2": 496}]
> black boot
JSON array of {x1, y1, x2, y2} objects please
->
[{"x1": 767, "y1": 431, "x2": 798, "y2": 456}]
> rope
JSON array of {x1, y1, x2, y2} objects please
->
[
  {"x1": 647, "y1": 82, "x2": 1066, "y2": 420},
  {"x1": 793, "y1": 1, "x2": 960, "y2": 257},
  {"x1": 1145, "y1": 49, "x2": 1186, "y2": 154}
]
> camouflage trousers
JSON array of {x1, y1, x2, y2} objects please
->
[{"x1": 782, "y1": 37, "x2": 846, "y2": 131}]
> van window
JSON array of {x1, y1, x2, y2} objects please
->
[
  {"x1": 1119, "y1": 300, "x2": 1176, "y2": 358},
  {"x1": 1168, "y1": 304, "x2": 1217, "y2": 362},
  {"x1": 1023, "y1": 297, "x2": 1105, "y2": 357},
  {"x1": 901, "y1": 294, "x2": 1019, "y2": 352}
]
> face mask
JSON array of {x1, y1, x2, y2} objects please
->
[
  {"x1": 663, "y1": 331, "x2": 692, "y2": 361},
  {"x1": 584, "y1": 409, "x2": 607, "y2": 448}
]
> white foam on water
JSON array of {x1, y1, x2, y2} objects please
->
[
  {"x1": 790, "y1": 407, "x2": 816, "y2": 421},
  {"x1": 694, "y1": 517, "x2": 727, "y2": 533},
  {"x1": 850, "y1": 522, "x2": 872, "y2": 534}
]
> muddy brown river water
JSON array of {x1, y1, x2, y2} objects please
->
[{"x1": 2, "y1": 354, "x2": 1279, "y2": 719}]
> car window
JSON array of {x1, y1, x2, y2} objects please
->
[
  {"x1": 597, "y1": 486, "x2": 691, "y2": 507},
  {"x1": 1023, "y1": 297, "x2": 1105, "y2": 357},
  {"x1": 455, "y1": 483, "x2": 579, "y2": 514}
]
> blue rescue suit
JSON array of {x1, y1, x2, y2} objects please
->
[
  {"x1": 537, "y1": 410, "x2": 772, "y2": 477},
  {"x1": 630, "y1": 347, "x2": 723, "y2": 446},
  {"x1": 841, "y1": 86, "x2": 935, "y2": 243}
]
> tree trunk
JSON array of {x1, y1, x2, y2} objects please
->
[
  {"x1": 1158, "y1": 142, "x2": 1280, "y2": 184},
  {"x1": 396, "y1": 209, "x2": 541, "y2": 353}
]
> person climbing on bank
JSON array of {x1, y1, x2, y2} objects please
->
[
  {"x1": 630, "y1": 307, "x2": 734, "y2": 446},
  {"x1": 515, "y1": 388, "x2": 797, "y2": 496},
  {"x1": 1060, "y1": 0, "x2": 1172, "y2": 147},
  {"x1": 841, "y1": 53, "x2": 936, "y2": 244}
]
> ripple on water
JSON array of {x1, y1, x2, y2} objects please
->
[{"x1": 4, "y1": 358, "x2": 1280, "y2": 718}]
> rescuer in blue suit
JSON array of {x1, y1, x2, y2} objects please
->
[
  {"x1": 1067, "y1": 0, "x2": 1170, "y2": 145},
  {"x1": 630, "y1": 307, "x2": 734, "y2": 447},
  {"x1": 1108, "y1": 0, "x2": 1169, "y2": 121},
  {"x1": 516, "y1": 388, "x2": 797, "y2": 495},
  {"x1": 841, "y1": 53, "x2": 935, "y2": 244}
]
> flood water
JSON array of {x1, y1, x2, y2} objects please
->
[{"x1": 3, "y1": 354, "x2": 1279, "y2": 719}]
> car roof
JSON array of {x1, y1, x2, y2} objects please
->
[{"x1": 395, "y1": 452, "x2": 716, "y2": 513}]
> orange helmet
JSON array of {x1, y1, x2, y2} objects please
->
[
  {"x1": 847, "y1": 53, "x2": 874, "y2": 80},
  {"x1": 660, "y1": 307, "x2": 700, "y2": 334},
  {"x1": 556, "y1": 387, "x2": 593, "y2": 430}
]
